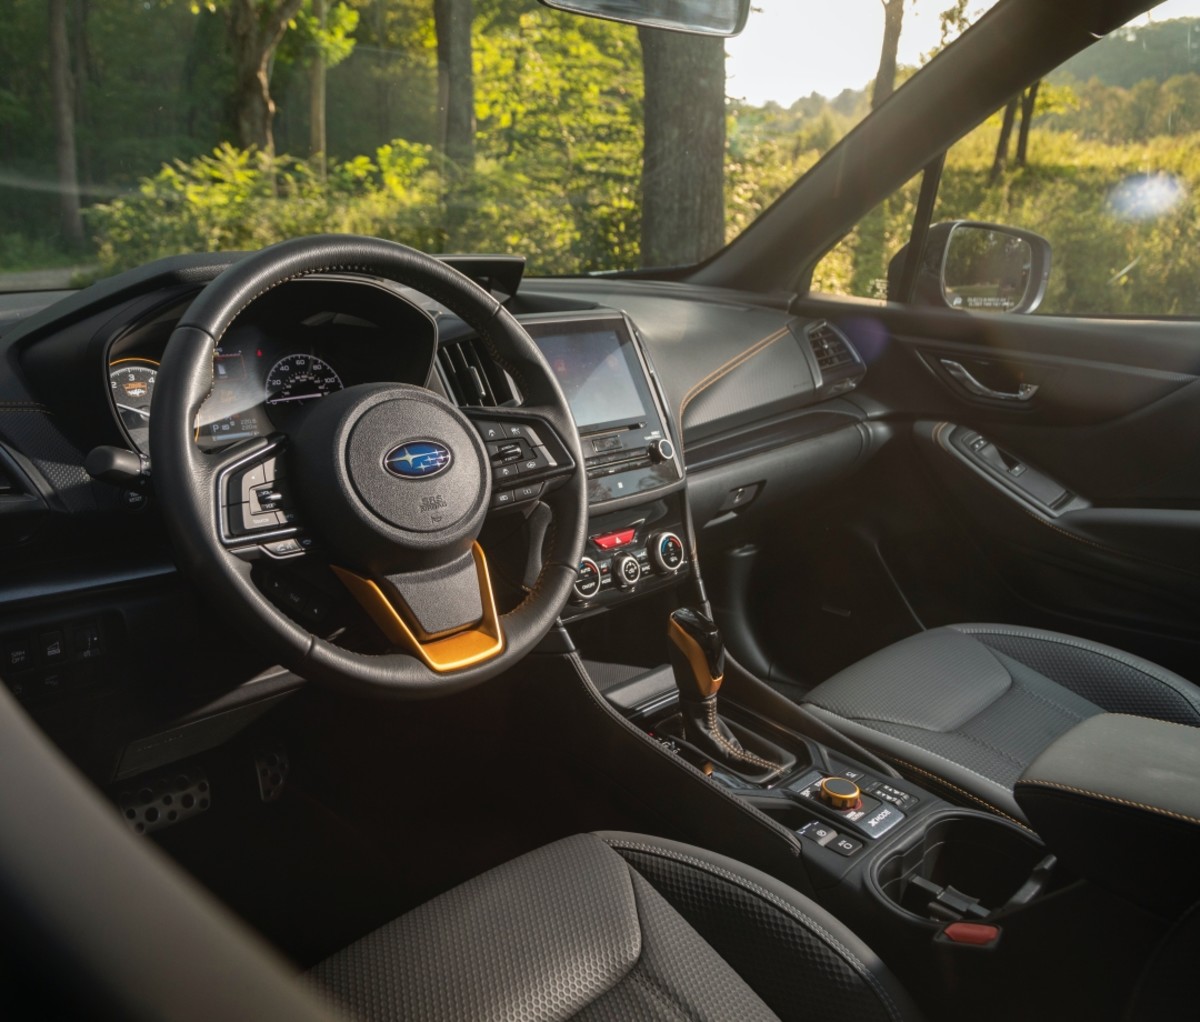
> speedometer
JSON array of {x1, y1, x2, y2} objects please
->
[{"x1": 264, "y1": 354, "x2": 343, "y2": 407}]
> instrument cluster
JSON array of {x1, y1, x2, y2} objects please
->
[{"x1": 105, "y1": 279, "x2": 438, "y2": 456}]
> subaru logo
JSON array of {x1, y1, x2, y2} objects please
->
[{"x1": 384, "y1": 440, "x2": 453, "y2": 479}]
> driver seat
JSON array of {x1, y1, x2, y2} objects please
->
[{"x1": 310, "y1": 831, "x2": 921, "y2": 1021}]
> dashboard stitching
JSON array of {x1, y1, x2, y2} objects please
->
[{"x1": 676, "y1": 326, "x2": 792, "y2": 439}]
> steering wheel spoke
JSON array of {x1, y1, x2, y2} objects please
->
[
  {"x1": 213, "y1": 435, "x2": 310, "y2": 559},
  {"x1": 331, "y1": 543, "x2": 504, "y2": 673},
  {"x1": 466, "y1": 407, "x2": 577, "y2": 514}
]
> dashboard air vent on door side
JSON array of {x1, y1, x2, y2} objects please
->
[{"x1": 800, "y1": 320, "x2": 867, "y2": 399}]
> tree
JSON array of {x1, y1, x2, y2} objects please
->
[
  {"x1": 289, "y1": 0, "x2": 358, "y2": 175},
  {"x1": 639, "y1": 27, "x2": 725, "y2": 267},
  {"x1": 871, "y1": 0, "x2": 906, "y2": 110},
  {"x1": 433, "y1": 0, "x2": 476, "y2": 170},
  {"x1": 202, "y1": 0, "x2": 305, "y2": 153},
  {"x1": 49, "y1": 0, "x2": 84, "y2": 246}
]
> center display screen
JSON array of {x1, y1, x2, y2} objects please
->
[{"x1": 532, "y1": 327, "x2": 647, "y2": 431}]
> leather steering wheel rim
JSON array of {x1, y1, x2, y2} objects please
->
[{"x1": 151, "y1": 234, "x2": 586, "y2": 698}]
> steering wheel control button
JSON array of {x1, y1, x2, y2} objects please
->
[
  {"x1": 474, "y1": 421, "x2": 505, "y2": 443},
  {"x1": 574, "y1": 557, "x2": 602, "y2": 600},
  {"x1": 828, "y1": 835, "x2": 863, "y2": 857},
  {"x1": 513, "y1": 482, "x2": 543, "y2": 503},
  {"x1": 651, "y1": 532, "x2": 685, "y2": 572},
  {"x1": 819, "y1": 776, "x2": 863, "y2": 811},
  {"x1": 262, "y1": 537, "x2": 304, "y2": 558},
  {"x1": 492, "y1": 489, "x2": 515, "y2": 509},
  {"x1": 495, "y1": 463, "x2": 519, "y2": 482},
  {"x1": 615, "y1": 554, "x2": 642, "y2": 590},
  {"x1": 517, "y1": 448, "x2": 553, "y2": 474}
]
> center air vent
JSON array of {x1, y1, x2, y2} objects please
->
[
  {"x1": 799, "y1": 320, "x2": 866, "y2": 399},
  {"x1": 437, "y1": 338, "x2": 517, "y2": 408}
]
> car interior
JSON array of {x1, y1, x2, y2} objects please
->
[{"x1": 1, "y1": 0, "x2": 1198, "y2": 1019}]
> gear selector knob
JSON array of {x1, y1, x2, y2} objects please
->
[{"x1": 667, "y1": 607, "x2": 726, "y2": 700}]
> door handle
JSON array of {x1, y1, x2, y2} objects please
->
[{"x1": 939, "y1": 359, "x2": 1039, "y2": 402}]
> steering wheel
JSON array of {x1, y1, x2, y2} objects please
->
[{"x1": 151, "y1": 235, "x2": 586, "y2": 697}]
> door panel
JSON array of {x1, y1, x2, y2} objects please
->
[{"x1": 791, "y1": 296, "x2": 1200, "y2": 675}]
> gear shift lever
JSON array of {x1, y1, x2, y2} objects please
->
[{"x1": 668, "y1": 608, "x2": 783, "y2": 778}]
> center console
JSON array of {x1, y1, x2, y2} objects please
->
[{"x1": 520, "y1": 312, "x2": 691, "y2": 613}]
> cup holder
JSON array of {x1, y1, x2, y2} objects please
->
[{"x1": 873, "y1": 811, "x2": 1060, "y2": 923}]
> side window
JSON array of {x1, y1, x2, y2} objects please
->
[
  {"x1": 813, "y1": 15, "x2": 1200, "y2": 318},
  {"x1": 810, "y1": 177, "x2": 921, "y2": 302},
  {"x1": 934, "y1": 66, "x2": 1198, "y2": 317}
]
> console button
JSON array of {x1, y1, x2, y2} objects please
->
[
  {"x1": 799, "y1": 821, "x2": 838, "y2": 846},
  {"x1": 574, "y1": 557, "x2": 602, "y2": 600},
  {"x1": 614, "y1": 554, "x2": 641, "y2": 589},
  {"x1": 72, "y1": 621, "x2": 103, "y2": 660},
  {"x1": 819, "y1": 776, "x2": 863, "y2": 811},
  {"x1": 3, "y1": 636, "x2": 33, "y2": 673},
  {"x1": 38, "y1": 630, "x2": 68, "y2": 666},
  {"x1": 648, "y1": 437, "x2": 675, "y2": 463},
  {"x1": 829, "y1": 835, "x2": 863, "y2": 857},
  {"x1": 593, "y1": 529, "x2": 636, "y2": 551},
  {"x1": 650, "y1": 532, "x2": 685, "y2": 572}
]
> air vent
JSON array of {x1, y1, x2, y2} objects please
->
[
  {"x1": 797, "y1": 319, "x2": 866, "y2": 399},
  {"x1": 437, "y1": 338, "x2": 517, "y2": 407},
  {"x1": 807, "y1": 321, "x2": 858, "y2": 372}
]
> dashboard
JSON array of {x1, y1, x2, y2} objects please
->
[{"x1": 0, "y1": 252, "x2": 877, "y2": 777}]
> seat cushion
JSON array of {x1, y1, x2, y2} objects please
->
[
  {"x1": 310, "y1": 832, "x2": 920, "y2": 1022},
  {"x1": 801, "y1": 624, "x2": 1200, "y2": 825}
]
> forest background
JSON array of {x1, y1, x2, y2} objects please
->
[{"x1": 1, "y1": 1, "x2": 1198, "y2": 316}]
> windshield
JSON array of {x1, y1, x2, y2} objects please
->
[{"x1": 1, "y1": 0, "x2": 1018, "y2": 291}]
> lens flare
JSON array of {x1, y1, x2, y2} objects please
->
[{"x1": 1108, "y1": 173, "x2": 1186, "y2": 221}]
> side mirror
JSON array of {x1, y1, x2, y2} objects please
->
[
  {"x1": 889, "y1": 221, "x2": 1052, "y2": 314},
  {"x1": 538, "y1": 0, "x2": 750, "y2": 37}
]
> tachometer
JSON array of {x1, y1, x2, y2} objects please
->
[
  {"x1": 109, "y1": 357, "x2": 159, "y2": 450},
  {"x1": 264, "y1": 354, "x2": 343, "y2": 407}
]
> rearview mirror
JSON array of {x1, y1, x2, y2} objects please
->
[
  {"x1": 538, "y1": 0, "x2": 750, "y2": 37},
  {"x1": 889, "y1": 221, "x2": 1052, "y2": 314}
]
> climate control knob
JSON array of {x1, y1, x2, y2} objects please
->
[
  {"x1": 573, "y1": 557, "x2": 602, "y2": 602},
  {"x1": 650, "y1": 531, "x2": 686, "y2": 573},
  {"x1": 614, "y1": 554, "x2": 642, "y2": 590}
]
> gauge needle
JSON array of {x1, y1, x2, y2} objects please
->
[
  {"x1": 265, "y1": 393, "x2": 324, "y2": 404},
  {"x1": 116, "y1": 403, "x2": 151, "y2": 420}
]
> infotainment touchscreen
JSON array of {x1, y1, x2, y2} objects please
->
[{"x1": 533, "y1": 327, "x2": 646, "y2": 431}]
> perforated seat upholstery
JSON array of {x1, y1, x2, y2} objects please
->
[
  {"x1": 311, "y1": 832, "x2": 922, "y2": 1022},
  {"x1": 801, "y1": 624, "x2": 1200, "y2": 825}
]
